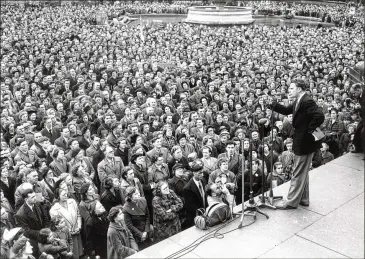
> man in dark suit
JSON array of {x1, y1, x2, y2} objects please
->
[
  {"x1": 183, "y1": 159, "x2": 207, "y2": 228},
  {"x1": 15, "y1": 189, "x2": 50, "y2": 258},
  {"x1": 268, "y1": 79, "x2": 324, "y2": 209},
  {"x1": 40, "y1": 117, "x2": 61, "y2": 144},
  {"x1": 54, "y1": 127, "x2": 71, "y2": 152}
]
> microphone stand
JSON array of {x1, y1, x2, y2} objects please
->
[
  {"x1": 257, "y1": 109, "x2": 283, "y2": 208},
  {"x1": 256, "y1": 116, "x2": 276, "y2": 210},
  {"x1": 237, "y1": 129, "x2": 268, "y2": 228}
]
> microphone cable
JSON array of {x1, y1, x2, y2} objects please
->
[{"x1": 165, "y1": 214, "x2": 257, "y2": 259}]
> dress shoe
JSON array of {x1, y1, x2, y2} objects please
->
[
  {"x1": 275, "y1": 201, "x2": 297, "y2": 210},
  {"x1": 299, "y1": 201, "x2": 309, "y2": 207}
]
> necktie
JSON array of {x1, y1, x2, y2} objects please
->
[{"x1": 198, "y1": 182, "x2": 205, "y2": 207}]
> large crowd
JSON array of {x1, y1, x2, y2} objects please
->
[{"x1": 1, "y1": 1, "x2": 364, "y2": 259}]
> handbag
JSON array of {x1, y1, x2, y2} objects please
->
[{"x1": 194, "y1": 202, "x2": 231, "y2": 230}]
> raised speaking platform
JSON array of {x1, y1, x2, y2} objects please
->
[{"x1": 129, "y1": 153, "x2": 364, "y2": 258}]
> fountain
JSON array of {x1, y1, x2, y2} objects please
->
[{"x1": 184, "y1": 0, "x2": 254, "y2": 25}]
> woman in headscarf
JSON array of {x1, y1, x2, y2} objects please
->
[{"x1": 123, "y1": 186, "x2": 153, "y2": 250}]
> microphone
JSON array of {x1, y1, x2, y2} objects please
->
[{"x1": 259, "y1": 118, "x2": 268, "y2": 125}]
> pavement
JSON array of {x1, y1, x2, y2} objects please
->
[{"x1": 129, "y1": 153, "x2": 364, "y2": 258}]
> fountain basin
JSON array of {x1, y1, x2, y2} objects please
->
[{"x1": 184, "y1": 6, "x2": 254, "y2": 25}]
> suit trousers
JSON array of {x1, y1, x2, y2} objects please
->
[{"x1": 285, "y1": 152, "x2": 314, "y2": 207}]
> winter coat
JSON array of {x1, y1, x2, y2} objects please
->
[
  {"x1": 107, "y1": 222, "x2": 138, "y2": 259},
  {"x1": 152, "y1": 190, "x2": 183, "y2": 240}
]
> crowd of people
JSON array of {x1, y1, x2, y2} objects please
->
[
  {"x1": 1, "y1": 0, "x2": 364, "y2": 259},
  {"x1": 247, "y1": 1, "x2": 364, "y2": 26}
]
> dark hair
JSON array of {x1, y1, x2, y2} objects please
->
[
  {"x1": 71, "y1": 166, "x2": 80, "y2": 177},
  {"x1": 104, "y1": 177, "x2": 114, "y2": 190},
  {"x1": 81, "y1": 126, "x2": 90, "y2": 135},
  {"x1": 121, "y1": 166, "x2": 133, "y2": 180},
  {"x1": 16, "y1": 138, "x2": 26, "y2": 147},
  {"x1": 273, "y1": 162, "x2": 282, "y2": 170},
  {"x1": 52, "y1": 148, "x2": 61, "y2": 159},
  {"x1": 53, "y1": 188, "x2": 67, "y2": 201},
  {"x1": 202, "y1": 137, "x2": 213, "y2": 146},
  {"x1": 21, "y1": 188, "x2": 34, "y2": 200},
  {"x1": 130, "y1": 153, "x2": 143, "y2": 164},
  {"x1": 108, "y1": 205, "x2": 123, "y2": 222},
  {"x1": 225, "y1": 140, "x2": 235, "y2": 147},
  {"x1": 38, "y1": 228, "x2": 52, "y2": 244},
  {"x1": 151, "y1": 154, "x2": 162, "y2": 164},
  {"x1": 330, "y1": 108, "x2": 338, "y2": 114},
  {"x1": 205, "y1": 183, "x2": 214, "y2": 197}
]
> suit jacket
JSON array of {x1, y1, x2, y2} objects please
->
[
  {"x1": 0, "y1": 177, "x2": 16, "y2": 207},
  {"x1": 183, "y1": 178, "x2": 207, "y2": 228},
  {"x1": 97, "y1": 157, "x2": 124, "y2": 193},
  {"x1": 123, "y1": 199, "x2": 150, "y2": 242},
  {"x1": 41, "y1": 127, "x2": 60, "y2": 144},
  {"x1": 15, "y1": 203, "x2": 50, "y2": 254},
  {"x1": 49, "y1": 158, "x2": 71, "y2": 177},
  {"x1": 272, "y1": 93, "x2": 325, "y2": 155}
]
